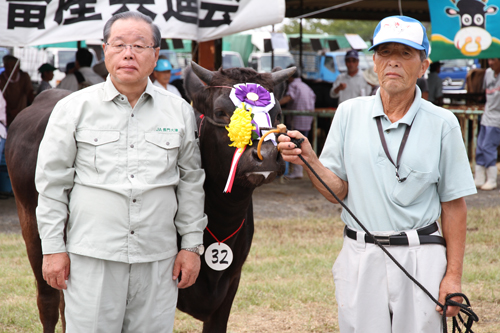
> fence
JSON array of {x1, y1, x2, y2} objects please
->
[{"x1": 282, "y1": 107, "x2": 484, "y2": 164}]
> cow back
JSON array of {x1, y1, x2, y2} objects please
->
[{"x1": 5, "y1": 89, "x2": 72, "y2": 204}]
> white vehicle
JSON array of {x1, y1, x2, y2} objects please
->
[
  {"x1": 247, "y1": 51, "x2": 295, "y2": 73},
  {"x1": 222, "y1": 51, "x2": 244, "y2": 69}
]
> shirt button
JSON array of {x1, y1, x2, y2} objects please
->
[
  {"x1": 130, "y1": 144, "x2": 134, "y2": 148},
  {"x1": 130, "y1": 231, "x2": 135, "y2": 235},
  {"x1": 121, "y1": 97, "x2": 124, "y2": 101},
  {"x1": 94, "y1": 138, "x2": 98, "y2": 142},
  {"x1": 133, "y1": 199, "x2": 136, "y2": 203},
  {"x1": 130, "y1": 174, "x2": 134, "y2": 178},
  {"x1": 166, "y1": 142, "x2": 170, "y2": 146},
  {"x1": 131, "y1": 114, "x2": 134, "y2": 117}
]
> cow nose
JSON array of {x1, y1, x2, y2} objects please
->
[{"x1": 251, "y1": 142, "x2": 280, "y2": 162}]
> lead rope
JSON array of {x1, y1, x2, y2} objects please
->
[{"x1": 281, "y1": 134, "x2": 478, "y2": 333}]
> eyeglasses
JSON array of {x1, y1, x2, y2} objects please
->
[{"x1": 105, "y1": 42, "x2": 157, "y2": 54}]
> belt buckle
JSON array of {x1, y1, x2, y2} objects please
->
[{"x1": 374, "y1": 235, "x2": 391, "y2": 246}]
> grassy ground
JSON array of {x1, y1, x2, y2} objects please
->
[{"x1": 0, "y1": 208, "x2": 499, "y2": 332}]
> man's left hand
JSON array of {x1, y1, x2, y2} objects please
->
[
  {"x1": 172, "y1": 250, "x2": 201, "y2": 289},
  {"x1": 436, "y1": 274, "x2": 462, "y2": 317}
]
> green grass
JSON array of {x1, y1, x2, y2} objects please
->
[{"x1": 1, "y1": 209, "x2": 499, "y2": 332}]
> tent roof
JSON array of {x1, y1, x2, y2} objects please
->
[{"x1": 285, "y1": 0, "x2": 430, "y2": 22}]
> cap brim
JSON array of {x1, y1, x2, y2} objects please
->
[{"x1": 369, "y1": 38, "x2": 426, "y2": 53}]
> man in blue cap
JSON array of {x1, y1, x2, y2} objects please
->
[
  {"x1": 330, "y1": 49, "x2": 372, "y2": 105},
  {"x1": 153, "y1": 58, "x2": 181, "y2": 97},
  {"x1": 278, "y1": 16, "x2": 476, "y2": 332}
]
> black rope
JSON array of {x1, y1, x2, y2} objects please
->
[{"x1": 284, "y1": 135, "x2": 478, "y2": 333}]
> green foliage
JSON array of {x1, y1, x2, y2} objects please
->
[{"x1": 278, "y1": 19, "x2": 379, "y2": 41}]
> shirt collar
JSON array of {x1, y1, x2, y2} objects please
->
[
  {"x1": 371, "y1": 84, "x2": 422, "y2": 127},
  {"x1": 103, "y1": 77, "x2": 155, "y2": 102}
]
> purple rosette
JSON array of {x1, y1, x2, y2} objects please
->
[{"x1": 234, "y1": 83, "x2": 271, "y2": 107}]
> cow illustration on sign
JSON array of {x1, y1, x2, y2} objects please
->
[{"x1": 445, "y1": 0, "x2": 498, "y2": 56}]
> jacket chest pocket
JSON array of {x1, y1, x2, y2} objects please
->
[
  {"x1": 75, "y1": 130, "x2": 120, "y2": 183},
  {"x1": 144, "y1": 132, "x2": 181, "y2": 183}
]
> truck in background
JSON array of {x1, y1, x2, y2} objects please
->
[
  {"x1": 222, "y1": 51, "x2": 244, "y2": 69},
  {"x1": 438, "y1": 58, "x2": 481, "y2": 94},
  {"x1": 247, "y1": 51, "x2": 295, "y2": 73}
]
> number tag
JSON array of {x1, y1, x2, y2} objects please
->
[{"x1": 205, "y1": 242, "x2": 233, "y2": 271}]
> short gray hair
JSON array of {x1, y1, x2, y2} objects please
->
[{"x1": 103, "y1": 12, "x2": 161, "y2": 48}]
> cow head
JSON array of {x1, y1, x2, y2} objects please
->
[
  {"x1": 184, "y1": 62, "x2": 294, "y2": 191},
  {"x1": 445, "y1": 0, "x2": 498, "y2": 56}
]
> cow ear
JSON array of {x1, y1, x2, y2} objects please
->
[
  {"x1": 184, "y1": 63, "x2": 206, "y2": 103},
  {"x1": 271, "y1": 66, "x2": 294, "y2": 100}
]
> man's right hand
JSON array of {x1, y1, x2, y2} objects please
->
[
  {"x1": 335, "y1": 83, "x2": 347, "y2": 93},
  {"x1": 278, "y1": 130, "x2": 317, "y2": 166},
  {"x1": 42, "y1": 252, "x2": 70, "y2": 290}
]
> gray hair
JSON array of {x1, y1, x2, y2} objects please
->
[{"x1": 103, "y1": 12, "x2": 161, "y2": 48}]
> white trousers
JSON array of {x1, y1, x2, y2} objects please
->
[
  {"x1": 64, "y1": 253, "x2": 178, "y2": 333},
  {"x1": 332, "y1": 229, "x2": 447, "y2": 333}
]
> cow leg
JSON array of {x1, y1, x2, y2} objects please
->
[
  {"x1": 17, "y1": 204, "x2": 61, "y2": 333},
  {"x1": 202, "y1": 275, "x2": 242, "y2": 333}
]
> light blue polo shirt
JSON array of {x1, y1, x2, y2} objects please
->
[{"x1": 319, "y1": 87, "x2": 476, "y2": 232}]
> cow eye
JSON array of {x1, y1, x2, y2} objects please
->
[
  {"x1": 215, "y1": 110, "x2": 229, "y2": 120},
  {"x1": 462, "y1": 14, "x2": 472, "y2": 26},
  {"x1": 474, "y1": 14, "x2": 484, "y2": 25}
]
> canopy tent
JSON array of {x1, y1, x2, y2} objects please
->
[
  {"x1": 285, "y1": 0, "x2": 500, "y2": 62},
  {"x1": 285, "y1": 0, "x2": 431, "y2": 22}
]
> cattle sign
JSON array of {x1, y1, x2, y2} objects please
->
[
  {"x1": 428, "y1": 0, "x2": 500, "y2": 61},
  {"x1": 0, "y1": 0, "x2": 285, "y2": 47}
]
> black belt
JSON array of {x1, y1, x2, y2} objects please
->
[{"x1": 345, "y1": 222, "x2": 446, "y2": 246}]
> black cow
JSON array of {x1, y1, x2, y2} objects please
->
[
  {"x1": 177, "y1": 63, "x2": 292, "y2": 332},
  {"x1": 5, "y1": 63, "x2": 293, "y2": 332},
  {"x1": 445, "y1": 0, "x2": 498, "y2": 56}
]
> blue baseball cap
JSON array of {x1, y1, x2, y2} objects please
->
[
  {"x1": 345, "y1": 49, "x2": 359, "y2": 60},
  {"x1": 369, "y1": 16, "x2": 429, "y2": 57},
  {"x1": 154, "y1": 59, "x2": 173, "y2": 72}
]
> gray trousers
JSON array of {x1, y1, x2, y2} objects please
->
[
  {"x1": 333, "y1": 229, "x2": 447, "y2": 333},
  {"x1": 64, "y1": 253, "x2": 178, "y2": 333}
]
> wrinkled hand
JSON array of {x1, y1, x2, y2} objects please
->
[
  {"x1": 277, "y1": 130, "x2": 316, "y2": 166},
  {"x1": 436, "y1": 274, "x2": 462, "y2": 317},
  {"x1": 42, "y1": 253, "x2": 70, "y2": 290},
  {"x1": 173, "y1": 250, "x2": 201, "y2": 289}
]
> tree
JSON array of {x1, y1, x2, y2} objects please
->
[{"x1": 278, "y1": 19, "x2": 379, "y2": 41}]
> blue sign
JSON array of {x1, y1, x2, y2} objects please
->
[{"x1": 428, "y1": 0, "x2": 500, "y2": 61}]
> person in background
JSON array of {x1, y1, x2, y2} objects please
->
[
  {"x1": 152, "y1": 58, "x2": 181, "y2": 97},
  {"x1": 279, "y1": 15, "x2": 475, "y2": 332},
  {"x1": 0, "y1": 55, "x2": 34, "y2": 126},
  {"x1": 362, "y1": 66, "x2": 379, "y2": 95},
  {"x1": 428, "y1": 62, "x2": 443, "y2": 106},
  {"x1": 65, "y1": 61, "x2": 76, "y2": 75},
  {"x1": 57, "y1": 48, "x2": 105, "y2": 91},
  {"x1": 330, "y1": 49, "x2": 372, "y2": 105},
  {"x1": 0, "y1": 93, "x2": 6, "y2": 157},
  {"x1": 279, "y1": 67, "x2": 316, "y2": 179},
  {"x1": 417, "y1": 76, "x2": 429, "y2": 100},
  {"x1": 36, "y1": 11, "x2": 206, "y2": 332},
  {"x1": 93, "y1": 60, "x2": 109, "y2": 80},
  {"x1": 36, "y1": 63, "x2": 57, "y2": 95},
  {"x1": 473, "y1": 58, "x2": 500, "y2": 191}
]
